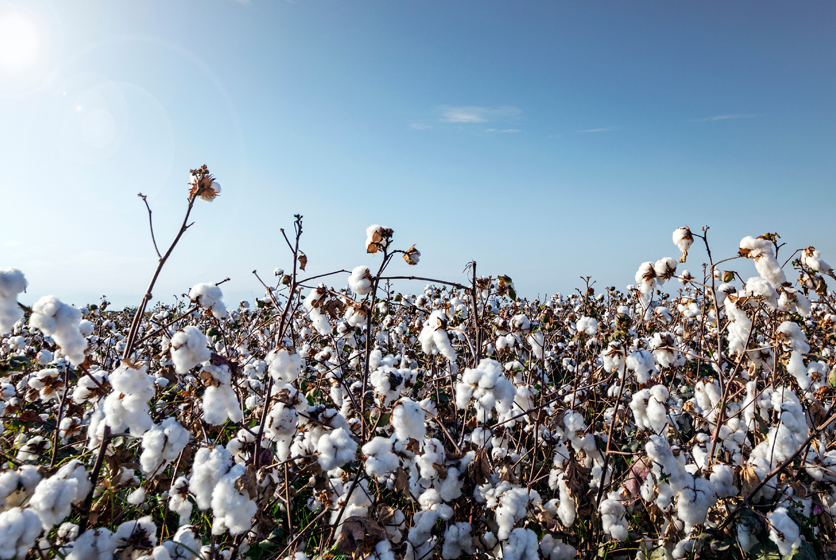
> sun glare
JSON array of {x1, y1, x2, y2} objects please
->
[{"x1": 0, "y1": 13, "x2": 40, "y2": 72}]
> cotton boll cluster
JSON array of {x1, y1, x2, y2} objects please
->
[
  {"x1": 200, "y1": 364, "x2": 243, "y2": 425},
  {"x1": 0, "y1": 269, "x2": 27, "y2": 335},
  {"x1": 188, "y1": 283, "x2": 228, "y2": 319},
  {"x1": 140, "y1": 417, "x2": 190, "y2": 475},
  {"x1": 30, "y1": 296, "x2": 88, "y2": 365},
  {"x1": 348, "y1": 266, "x2": 373, "y2": 296},
  {"x1": 739, "y1": 235, "x2": 787, "y2": 288},
  {"x1": 170, "y1": 326, "x2": 211, "y2": 373},
  {"x1": 575, "y1": 316, "x2": 598, "y2": 336},
  {"x1": 103, "y1": 363, "x2": 156, "y2": 436},
  {"x1": 455, "y1": 359, "x2": 515, "y2": 422},
  {"x1": 419, "y1": 310, "x2": 457, "y2": 362}
]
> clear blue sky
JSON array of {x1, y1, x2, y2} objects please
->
[{"x1": 2, "y1": 0, "x2": 835, "y2": 308}]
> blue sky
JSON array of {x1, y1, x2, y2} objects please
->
[{"x1": 2, "y1": 0, "x2": 835, "y2": 307}]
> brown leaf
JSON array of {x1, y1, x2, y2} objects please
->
[
  {"x1": 234, "y1": 465, "x2": 258, "y2": 500},
  {"x1": 737, "y1": 464, "x2": 760, "y2": 498},
  {"x1": 298, "y1": 251, "x2": 307, "y2": 271},
  {"x1": 393, "y1": 467, "x2": 410, "y2": 495},
  {"x1": 335, "y1": 517, "x2": 388, "y2": 555}
]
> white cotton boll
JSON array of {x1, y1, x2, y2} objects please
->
[
  {"x1": 649, "y1": 332, "x2": 678, "y2": 368},
  {"x1": 0, "y1": 507, "x2": 43, "y2": 560},
  {"x1": 365, "y1": 224, "x2": 391, "y2": 253},
  {"x1": 710, "y1": 464, "x2": 737, "y2": 498},
  {"x1": 676, "y1": 476, "x2": 716, "y2": 533},
  {"x1": 419, "y1": 310, "x2": 457, "y2": 362},
  {"x1": 104, "y1": 363, "x2": 156, "y2": 436},
  {"x1": 190, "y1": 446, "x2": 233, "y2": 510},
  {"x1": 30, "y1": 296, "x2": 88, "y2": 365},
  {"x1": 188, "y1": 283, "x2": 228, "y2": 319},
  {"x1": 348, "y1": 266, "x2": 373, "y2": 295},
  {"x1": 737, "y1": 522, "x2": 757, "y2": 553},
  {"x1": 167, "y1": 477, "x2": 192, "y2": 527},
  {"x1": 576, "y1": 317, "x2": 598, "y2": 336},
  {"x1": 802, "y1": 246, "x2": 833, "y2": 275},
  {"x1": 739, "y1": 236, "x2": 787, "y2": 288},
  {"x1": 492, "y1": 485, "x2": 541, "y2": 541},
  {"x1": 502, "y1": 528, "x2": 539, "y2": 560},
  {"x1": 162, "y1": 526, "x2": 201, "y2": 560},
  {"x1": 555, "y1": 474, "x2": 576, "y2": 527},
  {"x1": 210, "y1": 464, "x2": 257, "y2": 536},
  {"x1": 170, "y1": 326, "x2": 211, "y2": 374},
  {"x1": 600, "y1": 492, "x2": 628, "y2": 541},
  {"x1": 266, "y1": 349, "x2": 302, "y2": 386},
  {"x1": 455, "y1": 359, "x2": 515, "y2": 422},
  {"x1": 114, "y1": 516, "x2": 157, "y2": 550},
  {"x1": 361, "y1": 437, "x2": 399, "y2": 477},
  {"x1": 654, "y1": 257, "x2": 677, "y2": 284},
  {"x1": 29, "y1": 460, "x2": 91, "y2": 530},
  {"x1": 316, "y1": 427, "x2": 357, "y2": 471},
  {"x1": 777, "y1": 321, "x2": 810, "y2": 354},
  {"x1": 392, "y1": 398, "x2": 426, "y2": 442},
  {"x1": 370, "y1": 366, "x2": 409, "y2": 406},
  {"x1": 0, "y1": 269, "x2": 27, "y2": 335},
  {"x1": 441, "y1": 522, "x2": 473, "y2": 559},
  {"x1": 65, "y1": 527, "x2": 117, "y2": 560},
  {"x1": 626, "y1": 350, "x2": 657, "y2": 384},
  {"x1": 673, "y1": 227, "x2": 693, "y2": 255},
  {"x1": 787, "y1": 350, "x2": 811, "y2": 391},
  {"x1": 140, "y1": 417, "x2": 190, "y2": 475},
  {"x1": 540, "y1": 534, "x2": 577, "y2": 560},
  {"x1": 200, "y1": 364, "x2": 243, "y2": 426},
  {"x1": 744, "y1": 276, "x2": 778, "y2": 309},
  {"x1": 634, "y1": 262, "x2": 656, "y2": 295},
  {"x1": 79, "y1": 320, "x2": 94, "y2": 337},
  {"x1": 527, "y1": 332, "x2": 544, "y2": 360},
  {"x1": 127, "y1": 488, "x2": 146, "y2": 505},
  {"x1": 767, "y1": 507, "x2": 801, "y2": 556}
]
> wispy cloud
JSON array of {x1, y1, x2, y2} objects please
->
[
  {"x1": 408, "y1": 123, "x2": 432, "y2": 130},
  {"x1": 689, "y1": 114, "x2": 759, "y2": 122},
  {"x1": 440, "y1": 105, "x2": 521, "y2": 124},
  {"x1": 484, "y1": 128, "x2": 522, "y2": 133},
  {"x1": 579, "y1": 126, "x2": 619, "y2": 133}
]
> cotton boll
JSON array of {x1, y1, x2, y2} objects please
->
[
  {"x1": 190, "y1": 446, "x2": 233, "y2": 510},
  {"x1": 127, "y1": 488, "x2": 146, "y2": 505},
  {"x1": 767, "y1": 507, "x2": 801, "y2": 556},
  {"x1": 188, "y1": 283, "x2": 228, "y2": 319},
  {"x1": 419, "y1": 310, "x2": 457, "y2": 362},
  {"x1": 600, "y1": 492, "x2": 628, "y2": 541},
  {"x1": 162, "y1": 526, "x2": 201, "y2": 560},
  {"x1": 502, "y1": 528, "x2": 539, "y2": 560},
  {"x1": 167, "y1": 477, "x2": 192, "y2": 526},
  {"x1": 65, "y1": 527, "x2": 117, "y2": 560},
  {"x1": 672, "y1": 227, "x2": 694, "y2": 259},
  {"x1": 527, "y1": 331, "x2": 544, "y2": 360},
  {"x1": 103, "y1": 363, "x2": 156, "y2": 436},
  {"x1": 576, "y1": 317, "x2": 598, "y2": 336},
  {"x1": 365, "y1": 225, "x2": 392, "y2": 254},
  {"x1": 676, "y1": 476, "x2": 716, "y2": 533},
  {"x1": 0, "y1": 507, "x2": 44, "y2": 560},
  {"x1": 654, "y1": 257, "x2": 677, "y2": 284},
  {"x1": 200, "y1": 364, "x2": 243, "y2": 426},
  {"x1": 540, "y1": 534, "x2": 577, "y2": 560},
  {"x1": 348, "y1": 266, "x2": 373, "y2": 296},
  {"x1": 634, "y1": 262, "x2": 656, "y2": 296},
  {"x1": 316, "y1": 427, "x2": 357, "y2": 471},
  {"x1": 0, "y1": 269, "x2": 27, "y2": 335},
  {"x1": 739, "y1": 236, "x2": 787, "y2": 288},
  {"x1": 626, "y1": 350, "x2": 657, "y2": 384},
  {"x1": 455, "y1": 359, "x2": 516, "y2": 422},
  {"x1": 210, "y1": 463, "x2": 257, "y2": 536},
  {"x1": 787, "y1": 350, "x2": 811, "y2": 391},
  {"x1": 801, "y1": 246, "x2": 833, "y2": 276},
  {"x1": 362, "y1": 436, "x2": 399, "y2": 477},
  {"x1": 392, "y1": 398, "x2": 426, "y2": 442},
  {"x1": 30, "y1": 296, "x2": 88, "y2": 365},
  {"x1": 441, "y1": 522, "x2": 473, "y2": 559},
  {"x1": 170, "y1": 326, "x2": 211, "y2": 374},
  {"x1": 29, "y1": 460, "x2": 91, "y2": 530},
  {"x1": 776, "y1": 321, "x2": 810, "y2": 354},
  {"x1": 140, "y1": 417, "x2": 190, "y2": 475}
]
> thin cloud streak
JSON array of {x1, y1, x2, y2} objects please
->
[
  {"x1": 440, "y1": 105, "x2": 521, "y2": 124},
  {"x1": 689, "y1": 114, "x2": 760, "y2": 122},
  {"x1": 579, "y1": 126, "x2": 619, "y2": 133}
]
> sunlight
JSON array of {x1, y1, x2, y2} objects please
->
[{"x1": 0, "y1": 12, "x2": 40, "y2": 72}]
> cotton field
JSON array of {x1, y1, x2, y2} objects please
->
[{"x1": 2, "y1": 166, "x2": 836, "y2": 560}]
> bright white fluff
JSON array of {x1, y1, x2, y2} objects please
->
[
  {"x1": 392, "y1": 398, "x2": 426, "y2": 442},
  {"x1": 441, "y1": 522, "x2": 473, "y2": 559},
  {"x1": 672, "y1": 227, "x2": 693, "y2": 256},
  {"x1": 167, "y1": 477, "x2": 192, "y2": 526},
  {"x1": 103, "y1": 363, "x2": 156, "y2": 436},
  {"x1": 66, "y1": 527, "x2": 117, "y2": 560},
  {"x1": 0, "y1": 507, "x2": 43, "y2": 559},
  {"x1": 30, "y1": 295, "x2": 88, "y2": 365},
  {"x1": 626, "y1": 349, "x2": 657, "y2": 384},
  {"x1": 348, "y1": 266, "x2": 373, "y2": 295},
  {"x1": 739, "y1": 236, "x2": 787, "y2": 288},
  {"x1": 170, "y1": 326, "x2": 211, "y2": 373},
  {"x1": 29, "y1": 460, "x2": 91, "y2": 530},
  {"x1": 140, "y1": 417, "x2": 190, "y2": 475},
  {"x1": 190, "y1": 446, "x2": 233, "y2": 510},
  {"x1": 600, "y1": 492, "x2": 628, "y2": 541},
  {"x1": 211, "y1": 463, "x2": 257, "y2": 535},
  {"x1": 419, "y1": 310, "x2": 457, "y2": 361},
  {"x1": 188, "y1": 283, "x2": 228, "y2": 319},
  {"x1": 266, "y1": 348, "x2": 302, "y2": 385},
  {"x1": 455, "y1": 359, "x2": 516, "y2": 422},
  {"x1": 576, "y1": 316, "x2": 598, "y2": 336},
  {"x1": 162, "y1": 525, "x2": 201, "y2": 560},
  {"x1": 630, "y1": 385, "x2": 669, "y2": 434},
  {"x1": 362, "y1": 436, "x2": 399, "y2": 477},
  {"x1": 316, "y1": 427, "x2": 357, "y2": 471},
  {"x1": 767, "y1": 507, "x2": 801, "y2": 556},
  {"x1": 200, "y1": 364, "x2": 243, "y2": 426},
  {"x1": 540, "y1": 534, "x2": 577, "y2": 560},
  {"x1": 502, "y1": 528, "x2": 539, "y2": 560},
  {"x1": 0, "y1": 269, "x2": 27, "y2": 335}
]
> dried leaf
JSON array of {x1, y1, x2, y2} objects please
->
[
  {"x1": 335, "y1": 516, "x2": 388, "y2": 555},
  {"x1": 298, "y1": 252, "x2": 307, "y2": 271},
  {"x1": 235, "y1": 465, "x2": 258, "y2": 500}
]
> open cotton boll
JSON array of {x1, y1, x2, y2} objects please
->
[
  {"x1": 103, "y1": 363, "x2": 156, "y2": 436},
  {"x1": 0, "y1": 507, "x2": 42, "y2": 560},
  {"x1": 502, "y1": 528, "x2": 539, "y2": 560},
  {"x1": 767, "y1": 507, "x2": 801, "y2": 556},
  {"x1": 29, "y1": 460, "x2": 91, "y2": 530},
  {"x1": 802, "y1": 246, "x2": 834, "y2": 276},
  {"x1": 30, "y1": 296, "x2": 88, "y2": 366},
  {"x1": 441, "y1": 522, "x2": 473, "y2": 559},
  {"x1": 654, "y1": 257, "x2": 677, "y2": 284},
  {"x1": 739, "y1": 236, "x2": 787, "y2": 288},
  {"x1": 777, "y1": 321, "x2": 810, "y2": 354},
  {"x1": 526, "y1": 332, "x2": 544, "y2": 360},
  {"x1": 676, "y1": 476, "x2": 716, "y2": 533},
  {"x1": 540, "y1": 534, "x2": 576, "y2": 560},
  {"x1": 65, "y1": 527, "x2": 117, "y2": 560},
  {"x1": 626, "y1": 350, "x2": 657, "y2": 384},
  {"x1": 418, "y1": 310, "x2": 457, "y2": 362},
  {"x1": 787, "y1": 350, "x2": 811, "y2": 390},
  {"x1": 634, "y1": 262, "x2": 656, "y2": 295},
  {"x1": 170, "y1": 326, "x2": 211, "y2": 373},
  {"x1": 392, "y1": 398, "x2": 426, "y2": 442},
  {"x1": 190, "y1": 446, "x2": 233, "y2": 510},
  {"x1": 140, "y1": 417, "x2": 190, "y2": 475},
  {"x1": 600, "y1": 492, "x2": 628, "y2": 541},
  {"x1": 630, "y1": 386, "x2": 669, "y2": 435},
  {"x1": 200, "y1": 364, "x2": 243, "y2": 426},
  {"x1": 362, "y1": 436, "x2": 399, "y2": 477},
  {"x1": 211, "y1": 463, "x2": 257, "y2": 536},
  {"x1": 348, "y1": 266, "x2": 373, "y2": 296},
  {"x1": 491, "y1": 485, "x2": 541, "y2": 541},
  {"x1": 266, "y1": 348, "x2": 302, "y2": 386},
  {"x1": 188, "y1": 283, "x2": 228, "y2": 319},
  {"x1": 162, "y1": 526, "x2": 202, "y2": 560},
  {"x1": 365, "y1": 224, "x2": 392, "y2": 254},
  {"x1": 576, "y1": 317, "x2": 598, "y2": 336},
  {"x1": 0, "y1": 269, "x2": 27, "y2": 335},
  {"x1": 744, "y1": 276, "x2": 778, "y2": 309},
  {"x1": 316, "y1": 427, "x2": 357, "y2": 471},
  {"x1": 455, "y1": 359, "x2": 516, "y2": 422},
  {"x1": 672, "y1": 227, "x2": 694, "y2": 257}
]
